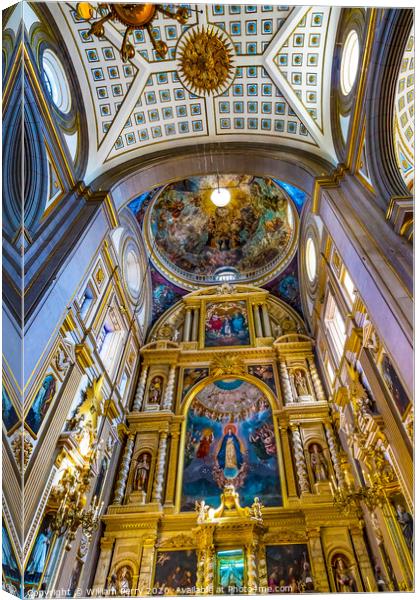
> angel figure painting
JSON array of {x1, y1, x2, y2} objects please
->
[{"x1": 181, "y1": 379, "x2": 282, "y2": 510}]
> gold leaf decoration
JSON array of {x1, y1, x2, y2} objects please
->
[{"x1": 177, "y1": 25, "x2": 236, "y2": 96}]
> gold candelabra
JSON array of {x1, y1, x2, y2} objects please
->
[
  {"x1": 51, "y1": 460, "x2": 104, "y2": 550},
  {"x1": 331, "y1": 471, "x2": 385, "y2": 521},
  {"x1": 76, "y1": 3, "x2": 191, "y2": 62}
]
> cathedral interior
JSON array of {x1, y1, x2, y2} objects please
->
[{"x1": 2, "y1": 2, "x2": 414, "y2": 597}]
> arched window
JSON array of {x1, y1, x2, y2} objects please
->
[
  {"x1": 42, "y1": 50, "x2": 71, "y2": 114},
  {"x1": 340, "y1": 30, "x2": 360, "y2": 96}
]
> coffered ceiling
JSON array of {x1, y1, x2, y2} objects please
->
[{"x1": 49, "y1": 3, "x2": 341, "y2": 182}]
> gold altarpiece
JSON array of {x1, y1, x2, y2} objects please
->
[{"x1": 92, "y1": 285, "x2": 389, "y2": 595}]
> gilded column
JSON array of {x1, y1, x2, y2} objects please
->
[
  {"x1": 261, "y1": 303, "x2": 272, "y2": 337},
  {"x1": 349, "y1": 526, "x2": 377, "y2": 591},
  {"x1": 183, "y1": 308, "x2": 192, "y2": 342},
  {"x1": 253, "y1": 304, "x2": 263, "y2": 338},
  {"x1": 279, "y1": 361, "x2": 294, "y2": 404},
  {"x1": 164, "y1": 429, "x2": 181, "y2": 506},
  {"x1": 257, "y1": 544, "x2": 268, "y2": 592},
  {"x1": 278, "y1": 423, "x2": 298, "y2": 497},
  {"x1": 112, "y1": 434, "x2": 135, "y2": 504},
  {"x1": 246, "y1": 543, "x2": 258, "y2": 594},
  {"x1": 162, "y1": 365, "x2": 176, "y2": 411},
  {"x1": 308, "y1": 357, "x2": 326, "y2": 402},
  {"x1": 152, "y1": 432, "x2": 168, "y2": 504},
  {"x1": 196, "y1": 549, "x2": 205, "y2": 595},
  {"x1": 291, "y1": 425, "x2": 310, "y2": 494},
  {"x1": 192, "y1": 308, "x2": 199, "y2": 342},
  {"x1": 307, "y1": 528, "x2": 329, "y2": 592},
  {"x1": 91, "y1": 538, "x2": 114, "y2": 595},
  {"x1": 204, "y1": 547, "x2": 215, "y2": 595},
  {"x1": 325, "y1": 425, "x2": 345, "y2": 487},
  {"x1": 138, "y1": 536, "x2": 157, "y2": 596},
  {"x1": 133, "y1": 365, "x2": 149, "y2": 411}
]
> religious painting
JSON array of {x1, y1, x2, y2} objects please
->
[
  {"x1": 2, "y1": 385, "x2": 19, "y2": 432},
  {"x1": 248, "y1": 364, "x2": 277, "y2": 394},
  {"x1": 2, "y1": 520, "x2": 21, "y2": 597},
  {"x1": 153, "y1": 550, "x2": 197, "y2": 595},
  {"x1": 380, "y1": 354, "x2": 411, "y2": 417},
  {"x1": 216, "y1": 549, "x2": 245, "y2": 594},
  {"x1": 204, "y1": 301, "x2": 250, "y2": 347},
  {"x1": 265, "y1": 544, "x2": 314, "y2": 593},
  {"x1": 182, "y1": 368, "x2": 209, "y2": 400},
  {"x1": 181, "y1": 379, "x2": 282, "y2": 510},
  {"x1": 148, "y1": 175, "x2": 295, "y2": 283},
  {"x1": 264, "y1": 256, "x2": 302, "y2": 316},
  {"x1": 25, "y1": 374, "x2": 56, "y2": 436},
  {"x1": 150, "y1": 267, "x2": 185, "y2": 324},
  {"x1": 25, "y1": 514, "x2": 54, "y2": 588}
]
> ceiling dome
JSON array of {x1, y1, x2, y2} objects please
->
[{"x1": 144, "y1": 174, "x2": 298, "y2": 289}]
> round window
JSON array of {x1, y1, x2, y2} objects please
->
[
  {"x1": 42, "y1": 49, "x2": 71, "y2": 113},
  {"x1": 305, "y1": 237, "x2": 317, "y2": 282},
  {"x1": 125, "y1": 249, "x2": 142, "y2": 296},
  {"x1": 340, "y1": 30, "x2": 360, "y2": 96}
]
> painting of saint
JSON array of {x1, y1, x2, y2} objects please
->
[
  {"x1": 182, "y1": 368, "x2": 209, "y2": 400},
  {"x1": 153, "y1": 550, "x2": 197, "y2": 595},
  {"x1": 266, "y1": 545, "x2": 314, "y2": 593},
  {"x1": 2, "y1": 386, "x2": 19, "y2": 432},
  {"x1": 205, "y1": 301, "x2": 250, "y2": 347},
  {"x1": 380, "y1": 354, "x2": 411, "y2": 417},
  {"x1": 25, "y1": 515, "x2": 54, "y2": 586},
  {"x1": 2, "y1": 520, "x2": 21, "y2": 594},
  {"x1": 181, "y1": 379, "x2": 282, "y2": 510},
  {"x1": 25, "y1": 375, "x2": 56, "y2": 436},
  {"x1": 248, "y1": 365, "x2": 277, "y2": 394}
]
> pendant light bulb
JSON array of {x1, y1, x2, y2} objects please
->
[{"x1": 211, "y1": 187, "x2": 231, "y2": 207}]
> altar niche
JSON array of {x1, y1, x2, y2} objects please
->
[
  {"x1": 216, "y1": 549, "x2": 245, "y2": 595},
  {"x1": 180, "y1": 377, "x2": 283, "y2": 511}
]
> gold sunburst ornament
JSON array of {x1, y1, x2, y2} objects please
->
[
  {"x1": 76, "y1": 3, "x2": 190, "y2": 62},
  {"x1": 176, "y1": 25, "x2": 237, "y2": 96}
]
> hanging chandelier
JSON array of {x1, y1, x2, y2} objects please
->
[{"x1": 76, "y1": 3, "x2": 190, "y2": 61}]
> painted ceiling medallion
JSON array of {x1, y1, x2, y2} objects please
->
[
  {"x1": 176, "y1": 25, "x2": 236, "y2": 96},
  {"x1": 143, "y1": 175, "x2": 298, "y2": 289},
  {"x1": 76, "y1": 3, "x2": 189, "y2": 61}
]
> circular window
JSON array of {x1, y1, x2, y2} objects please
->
[
  {"x1": 125, "y1": 249, "x2": 142, "y2": 297},
  {"x1": 305, "y1": 237, "x2": 317, "y2": 282},
  {"x1": 340, "y1": 30, "x2": 360, "y2": 96},
  {"x1": 42, "y1": 49, "x2": 71, "y2": 113}
]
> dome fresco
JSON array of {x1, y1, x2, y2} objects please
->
[{"x1": 144, "y1": 174, "x2": 298, "y2": 288}]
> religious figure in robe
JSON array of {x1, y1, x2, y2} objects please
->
[
  {"x1": 231, "y1": 311, "x2": 245, "y2": 335},
  {"x1": 26, "y1": 375, "x2": 56, "y2": 434},
  {"x1": 396, "y1": 504, "x2": 413, "y2": 552},
  {"x1": 333, "y1": 556, "x2": 357, "y2": 592},
  {"x1": 26, "y1": 525, "x2": 51, "y2": 578},
  {"x1": 133, "y1": 453, "x2": 151, "y2": 492},
  {"x1": 293, "y1": 370, "x2": 309, "y2": 396},
  {"x1": 217, "y1": 424, "x2": 243, "y2": 478},
  {"x1": 148, "y1": 377, "x2": 163, "y2": 405},
  {"x1": 196, "y1": 428, "x2": 214, "y2": 459},
  {"x1": 309, "y1": 443, "x2": 329, "y2": 482}
]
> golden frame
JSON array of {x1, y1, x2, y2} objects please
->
[{"x1": 175, "y1": 372, "x2": 288, "y2": 514}]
